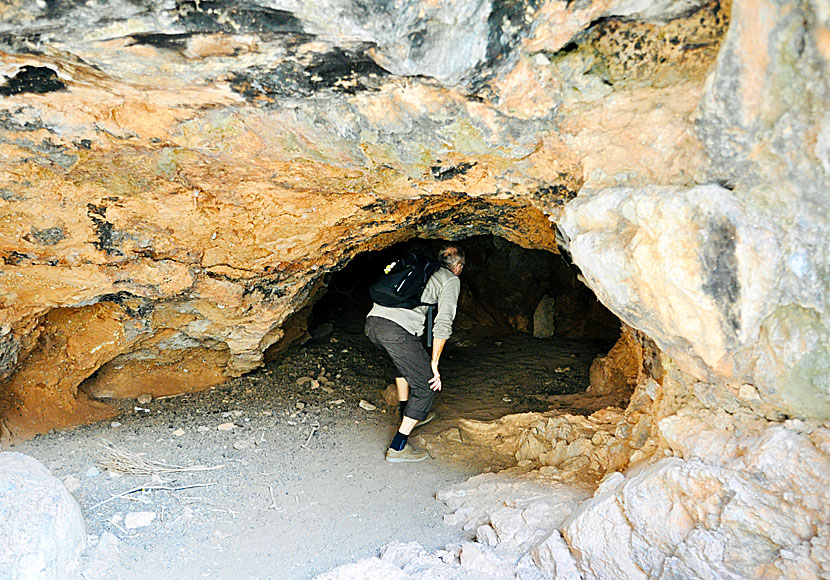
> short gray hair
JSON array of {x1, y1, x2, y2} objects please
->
[{"x1": 438, "y1": 245, "x2": 465, "y2": 270}]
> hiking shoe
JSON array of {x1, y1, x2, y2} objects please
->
[
  {"x1": 386, "y1": 444, "x2": 429, "y2": 463},
  {"x1": 412, "y1": 411, "x2": 437, "y2": 430}
]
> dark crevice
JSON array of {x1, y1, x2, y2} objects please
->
[{"x1": 0, "y1": 66, "x2": 66, "y2": 96}]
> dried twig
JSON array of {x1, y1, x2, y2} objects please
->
[
  {"x1": 98, "y1": 439, "x2": 223, "y2": 475},
  {"x1": 267, "y1": 485, "x2": 276, "y2": 510},
  {"x1": 301, "y1": 424, "x2": 319, "y2": 449},
  {"x1": 86, "y1": 482, "x2": 217, "y2": 512}
]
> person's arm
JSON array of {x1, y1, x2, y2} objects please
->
[{"x1": 428, "y1": 337, "x2": 447, "y2": 391}]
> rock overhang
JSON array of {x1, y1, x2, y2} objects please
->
[{"x1": 1, "y1": 0, "x2": 828, "y2": 435}]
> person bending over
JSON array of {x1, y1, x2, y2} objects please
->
[{"x1": 364, "y1": 245, "x2": 465, "y2": 462}]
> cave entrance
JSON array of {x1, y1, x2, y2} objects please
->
[{"x1": 302, "y1": 236, "x2": 623, "y2": 450}]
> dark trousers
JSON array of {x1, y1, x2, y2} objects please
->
[{"x1": 364, "y1": 316, "x2": 433, "y2": 421}]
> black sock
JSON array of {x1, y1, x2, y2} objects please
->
[
  {"x1": 390, "y1": 431, "x2": 408, "y2": 451},
  {"x1": 398, "y1": 401, "x2": 408, "y2": 418}
]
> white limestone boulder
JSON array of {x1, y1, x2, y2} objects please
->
[
  {"x1": 559, "y1": 184, "x2": 779, "y2": 390},
  {"x1": 0, "y1": 452, "x2": 86, "y2": 580},
  {"x1": 561, "y1": 420, "x2": 830, "y2": 579}
]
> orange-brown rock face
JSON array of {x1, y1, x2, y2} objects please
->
[{"x1": 0, "y1": 0, "x2": 726, "y2": 438}]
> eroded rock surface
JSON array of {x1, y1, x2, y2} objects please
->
[
  {"x1": 1, "y1": 0, "x2": 830, "y2": 579},
  {"x1": 0, "y1": 452, "x2": 86, "y2": 580},
  {"x1": 0, "y1": 0, "x2": 727, "y2": 436}
]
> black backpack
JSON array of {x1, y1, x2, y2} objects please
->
[{"x1": 369, "y1": 253, "x2": 440, "y2": 309}]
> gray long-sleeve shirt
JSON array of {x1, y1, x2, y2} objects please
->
[{"x1": 367, "y1": 266, "x2": 461, "y2": 340}]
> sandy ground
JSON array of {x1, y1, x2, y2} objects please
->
[{"x1": 9, "y1": 311, "x2": 609, "y2": 580}]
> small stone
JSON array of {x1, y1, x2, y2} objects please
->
[
  {"x1": 329, "y1": 399, "x2": 345, "y2": 405},
  {"x1": 296, "y1": 401, "x2": 306, "y2": 410},
  {"x1": 217, "y1": 422, "x2": 236, "y2": 431},
  {"x1": 63, "y1": 475, "x2": 81, "y2": 493},
  {"x1": 85, "y1": 466, "x2": 100, "y2": 478},
  {"x1": 171, "y1": 428, "x2": 185, "y2": 437},
  {"x1": 739, "y1": 383, "x2": 761, "y2": 401},
  {"x1": 310, "y1": 322, "x2": 333, "y2": 339},
  {"x1": 136, "y1": 394, "x2": 152, "y2": 404},
  {"x1": 124, "y1": 511, "x2": 156, "y2": 529},
  {"x1": 296, "y1": 377, "x2": 314, "y2": 386},
  {"x1": 321, "y1": 385, "x2": 335, "y2": 394},
  {"x1": 233, "y1": 440, "x2": 251, "y2": 450},
  {"x1": 110, "y1": 421, "x2": 122, "y2": 428},
  {"x1": 533, "y1": 295, "x2": 556, "y2": 338},
  {"x1": 476, "y1": 524, "x2": 499, "y2": 546},
  {"x1": 84, "y1": 531, "x2": 120, "y2": 580},
  {"x1": 359, "y1": 400, "x2": 377, "y2": 411},
  {"x1": 443, "y1": 428, "x2": 463, "y2": 443}
]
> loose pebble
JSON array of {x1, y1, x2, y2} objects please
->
[
  {"x1": 63, "y1": 475, "x2": 81, "y2": 492},
  {"x1": 137, "y1": 394, "x2": 152, "y2": 404},
  {"x1": 124, "y1": 511, "x2": 156, "y2": 529},
  {"x1": 359, "y1": 400, "x2": 377, "y2": 411},
  {"x1": 217, "y1": 422, "x2": 236, "y2": 431},
  {"x1": 172, "y1": 428, "x2": 185, "y2": 437}
]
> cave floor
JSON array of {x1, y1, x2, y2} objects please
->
[{"x1": 9, "y1": 317, "x2": 610, "y2": 580}]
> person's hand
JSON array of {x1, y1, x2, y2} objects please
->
[{"x1": 429, "y1": 361, "x2": 442, "y2": 391}]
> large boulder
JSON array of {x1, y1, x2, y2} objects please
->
[
  {"x1": 561, "y1": 418, "x2": 830, "y2": 580},
  {"x1": 0, "y1": 452, "x2": 86, "y2": 580}
]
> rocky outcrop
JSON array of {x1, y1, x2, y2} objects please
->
[
  {"x1": 563, "y1": 418, "x2": 830, "y2": 580},
  {"x1": 0, "y1": 0, "x2": 729, "y2": 437},
  {"x1": 2, "y1": 0, "x2": 830, "y2": 578}
]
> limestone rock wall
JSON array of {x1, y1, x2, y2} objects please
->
[
  {"x1": 548, "y1": 1, "x2": 830, "y2": 578},
  {"x1": 558, "y1": 0, "x2": 830, "y2": 422}
]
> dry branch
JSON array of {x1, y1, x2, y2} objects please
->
[
  {"x1": 97, "y1": 439, "x2": 223, "y2": 475},
  {"x1": 87, "y1": 482, "x2": 218, "y2": 512}
]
